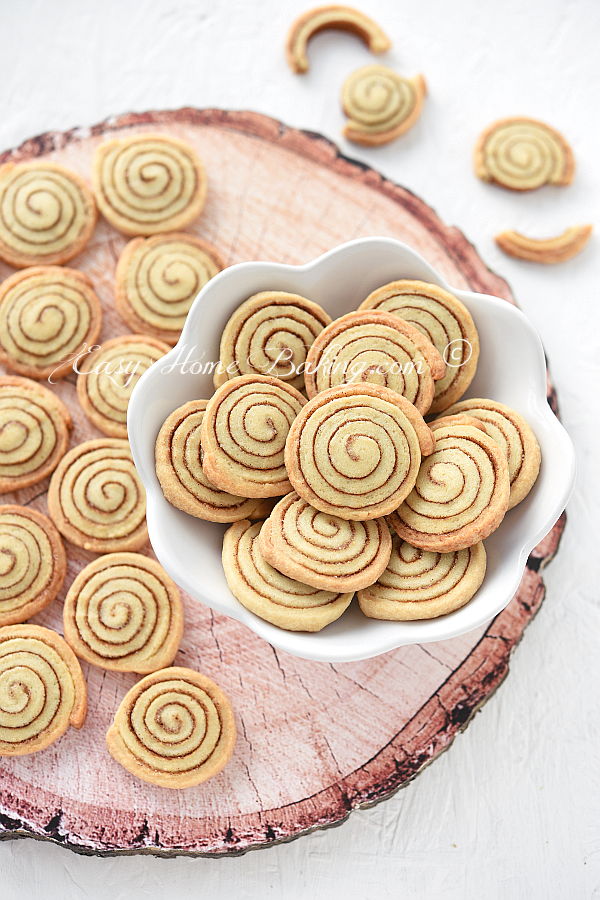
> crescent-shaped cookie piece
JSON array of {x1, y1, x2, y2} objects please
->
[
  {"x1": 286, "y1": 5, "x2": 391, "y2": 74},
  {"x1": 495, "y1": 225, "x2": 592, "y2": 263}
]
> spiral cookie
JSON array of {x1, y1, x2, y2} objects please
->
[
  {"x1": 0, "y1": 376, "x2": 71, "y2": 493},
  {"x1": 93, "y1": 134, "x2": 207, "y2": 236},
  {"x1": 106, "y1": 666, "x2": 236, "y2": 788},
  {"x1": 342, "y1": 67, "x2": 427, "y2": 146},
  {"x1": 201, "y1": 375, "x2": 306, "y2": 498},
  {"x1": 305, "y1": 310, "x2": 444, "y2": 414},
  {"x1": 0, "y1": 624, "x2": 87, "y2": 757},
  {"x1": 115, "y1": 233, "x2": 224, "y2": 344},
  {"x1": 474, "y1": 117, "x2": 575, "y2": 191},
  {"x1": 223, "y1": 519, "x2": 353, "y2": 631},
  {"x1": 443, "y1": 399, "x2": 541, "y2": 509},
  {"x1": 495, "y1": 225, "x2": 593, "y2": 264},
  {"x1": 0, "y1": 161, "x2": 96, "y2": 268},
  {"x1": 389, "y1": 424, "x2": 510, "y2": 552},
  {"x1": 77, "y1": 334, "x2": 170, "y2": 438},
  {"x1": 155, "y1": 400, "x2": 260, "y2": 522},
  {"x1": 360, "y1": 281, "x2": 479, "y2": 413},
  {"x1": 259, "y1": 492, "x2": 391, "y2": 592},
  {"x1": 63, "y1": 553, "x2": 183, "y2": 674},
  {"x1": 0, "y1": 267, "x2": 102, "y2": 381},
  {"x1": 48, "y1": 439, "x2": 147, "y2": 553},
  {"x1": 285, "y1": 383, "x2": 435, "y2": 521},
  {"x1": 358, "y1": 536, "x2": 486, "y2": 620},
  {"x1": 0, "y1": 506, "x2": 66, "y2": 626},
  {"x1": 286, "y1": 6, "x2": 391, "y2": 74},
  {"x1": 214, "y1": 291, "x2": 331, "y2": 392}
]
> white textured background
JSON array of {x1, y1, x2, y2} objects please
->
[{"x1": 1, "y1": 0, "x2": 599, "y2": 897}]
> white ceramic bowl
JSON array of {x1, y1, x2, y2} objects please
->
[{"x1": 128, "y1": 237, "x2": 575, "y2": 663}]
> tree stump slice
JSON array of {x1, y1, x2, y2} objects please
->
[{"x1": 0, "y1": 109, "x2": 566, "y2": 857}]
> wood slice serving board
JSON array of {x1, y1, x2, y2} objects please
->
[{"x1": 0, "y1": 109, "x2": 566, "y2": 857}]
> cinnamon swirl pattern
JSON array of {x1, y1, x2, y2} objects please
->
[
  {"x1": 155, "y1": 399, "x2": 259, "y2": 522},
  {"x1": 93, "y1": 134, "x2": 207, "y2": 235},
  {"x1": 0, "y1": 161, "x2": 96, "y2": 268},
  {"x1": 106, "y1": 666, "x2": 236, "y2": 788},
  {"x1": 0, "y1": 624, "x2": 87, "y2": 757},
  {"x1": 358, "y1": 536, "x2": 486, "y2": 620},
  {"x1": 304, "y1": 309, "x2": 445, "y2": 413},
  {"x1": 444, "y1": 399, "x2": 541, "y2": 509},
  {"x1": 342, "y1": 67, "x2": 426, "y2": 146},
  {"x1": 474, "y1": 117, "x2": 575, "y2": 191},
  {"x1": 0, "y1": 506, "x2": 66, "y2": 626},
  {"x1": 286, "y1": 6, "x2": 391, "y2": 74},
  {"x1": 115, "y1": 233, "x2": 224, "y2": 344},
  {"x1": 285, "y1": 384, "x2": 435, "y2": 521},
  {"x1": 259, "y1": 492, "x2": 392, "y2": 592},
  {"x1": 77, "y1": 334, "x2": 170, "y2": 438},
  {"x1": 0, "y1": 267, "x2": 102, "y2": 381},
  {"x1": 360, "y1": 281, "x2": 480, "y2": 413},
  {"x1": 223, "y1": 519, "x2": 353, "y2": 631},
  {"x1": 389, "y1": 424, "x2": 510, "y2": 552},
  {"x1": 0, "y1": 376, "x2": 71, "y2": 493},
  {"x1": 48, "y1": 439, "x2": 147, "y2": 553},
  {"x1": 201, "y1": 375, "x2": 306, "y2": 498},
  {"x1": 63, "y1": 553, "x2": 183, "y2": 673},
  {"x1": 214, "y1": 291, "x2": 331, "y2": 392}
]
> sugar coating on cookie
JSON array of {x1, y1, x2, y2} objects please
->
[
  {"x1": 342, "y1": 67, "x2": 426, "y2": 146},
  {"x1": 286, "y1": 6, "x2": 391, "y2": 74}
]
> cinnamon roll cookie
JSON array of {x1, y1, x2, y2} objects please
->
[
  {"x1": 259, "y1": 492, "x2": 391, "y2": 592},
  {"x1": 443, "y1": 399, "x2": 541, "y2": 508},
  {"x1": 0, "y1": 624, "x2": 87, "y2": 757},
  {"x1": 63, "y1": 553, "x2": 183, "y2": 674},
  {"x1": 0, "y1": 267, "x2": 102, "y2": 381},
  {"x1": 342, "y1": 67, "x2": 426, "y2": 146},
  {"x1": 155, "y1": 399, "x2": 260, "y2": 522},
  {"x1": 201, "y1": 375, "x2": 306, "y2": 498},
  {"x1": 304, "y1": 309, "x2": 445, "y2": 413},
  {"x1": 358, "y1": 536, "x2": 486, "y2": 620},
  {"x1": 115, "y1": 233, "x2": 224, "y2": 344},
  {"x1": 0, "y1": 161, "x2": 96, "y2": 268},
  {"x1": 359, "y1": 281, "x2": 479, "y2": 413},
  {"x1": 285, "y1": 383, "x2": 435, "y2": 521},
  {"x1": 214, "y1": 291, "x2": 331, "y2": 391},
  {"x1": 0, "y1": 506, "x2": 66, "y2": 626},
  {"x1": 223, "y1": 519, "x2": 353, "y2": 631},
  {"x1": 48, "y1": 438, "x2": 147, "y2": 553},
  {"x1": 77, "y1": 334, "x2": 170, "y2": 438},
  {"x1": 93, "y1": 134, "x2": 207, "y2": 235},
  {"x1": 286, "y1": 5, "x2": 391, "y2": 74},
  {"x1": 106, "y1": 666, "x2": 236, "y2": 788},
  {"x1": 389, "y1": 424, "x2": 510, "y2": 552}
]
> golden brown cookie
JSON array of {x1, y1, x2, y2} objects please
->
[
  {"x1": 443, "y1": 399, "x2": 541, "y2": 509},
  {"x1": 285, "y1": 383, "x2": 435, "y2": 521},
  {"x1": 106, "y1": 666, "x2": 236, "y2": 788},
  {"x1": 155, "y1": 399, "x2": 260, "y2": 522},
  {"x1": 286, "y1": 5, "x2": 391, "y2": 73},
  {"x1": 342, "y1": 67, "x2": 426, "y2": 145},
  {"x1": 77, "y1": 334, "x2": 170, "y2": 438},
  {"x1": 359, "y1": 281, "x2": 479, "y2": 413},
  {"x1": 201, "y1": 375, "x2": 306, "y2": 498},
  {"x1": 0, "y1": 376, "x2": 71, "y2": 493},
  {"x1": 474, "y1": 117, "x2": 575, "y2": 191},
  {"x1": 223, "y1": 519, "x2": 353, "y2": 631},
  {"x1": 304, "y1": 309, "x2": 445, "y2": 414},
  {"x1": 0, "y1": 267, "x2": 102, "y2": 381},
  {"x1": 93, "y1": 134, "x2": 207, "y2": 236},
  {"x1": 0, "y1": 624, "x2": 87, "y2": 757},
  {"x1": 259, "y1": 492, "x2": 391, "y2": 591},
  {"x1": 358, "y1": 536, "x2": 486, "y2": 620},
  {"x1": 389, "y1": 424, "x2": 510, "y2": 551},
  {"x1": 0, "y1": 506, "x2": 66, "y2": 626},
  {"x1": 0, "y1": 161, "x2": 96, "y2": 268},
  {"x1": 115, "y1": 233, "x2": 225, "y2": 344},
  {"x1": 495, "y1": 225, "x2": 592, "y2": 264},
  {"x1": 48, "y1": 438, "x2": 147, "y2": 553},
  {"x1": 63, "y1": 553, "x2": 183, "y2": 674},
  {"x1": 214, "y1": 291, "x2": 331, "y2": 392}
]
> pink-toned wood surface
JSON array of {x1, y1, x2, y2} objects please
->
[{"x1": 0, "y1": 109, "x2": 566, "y2": 857}]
